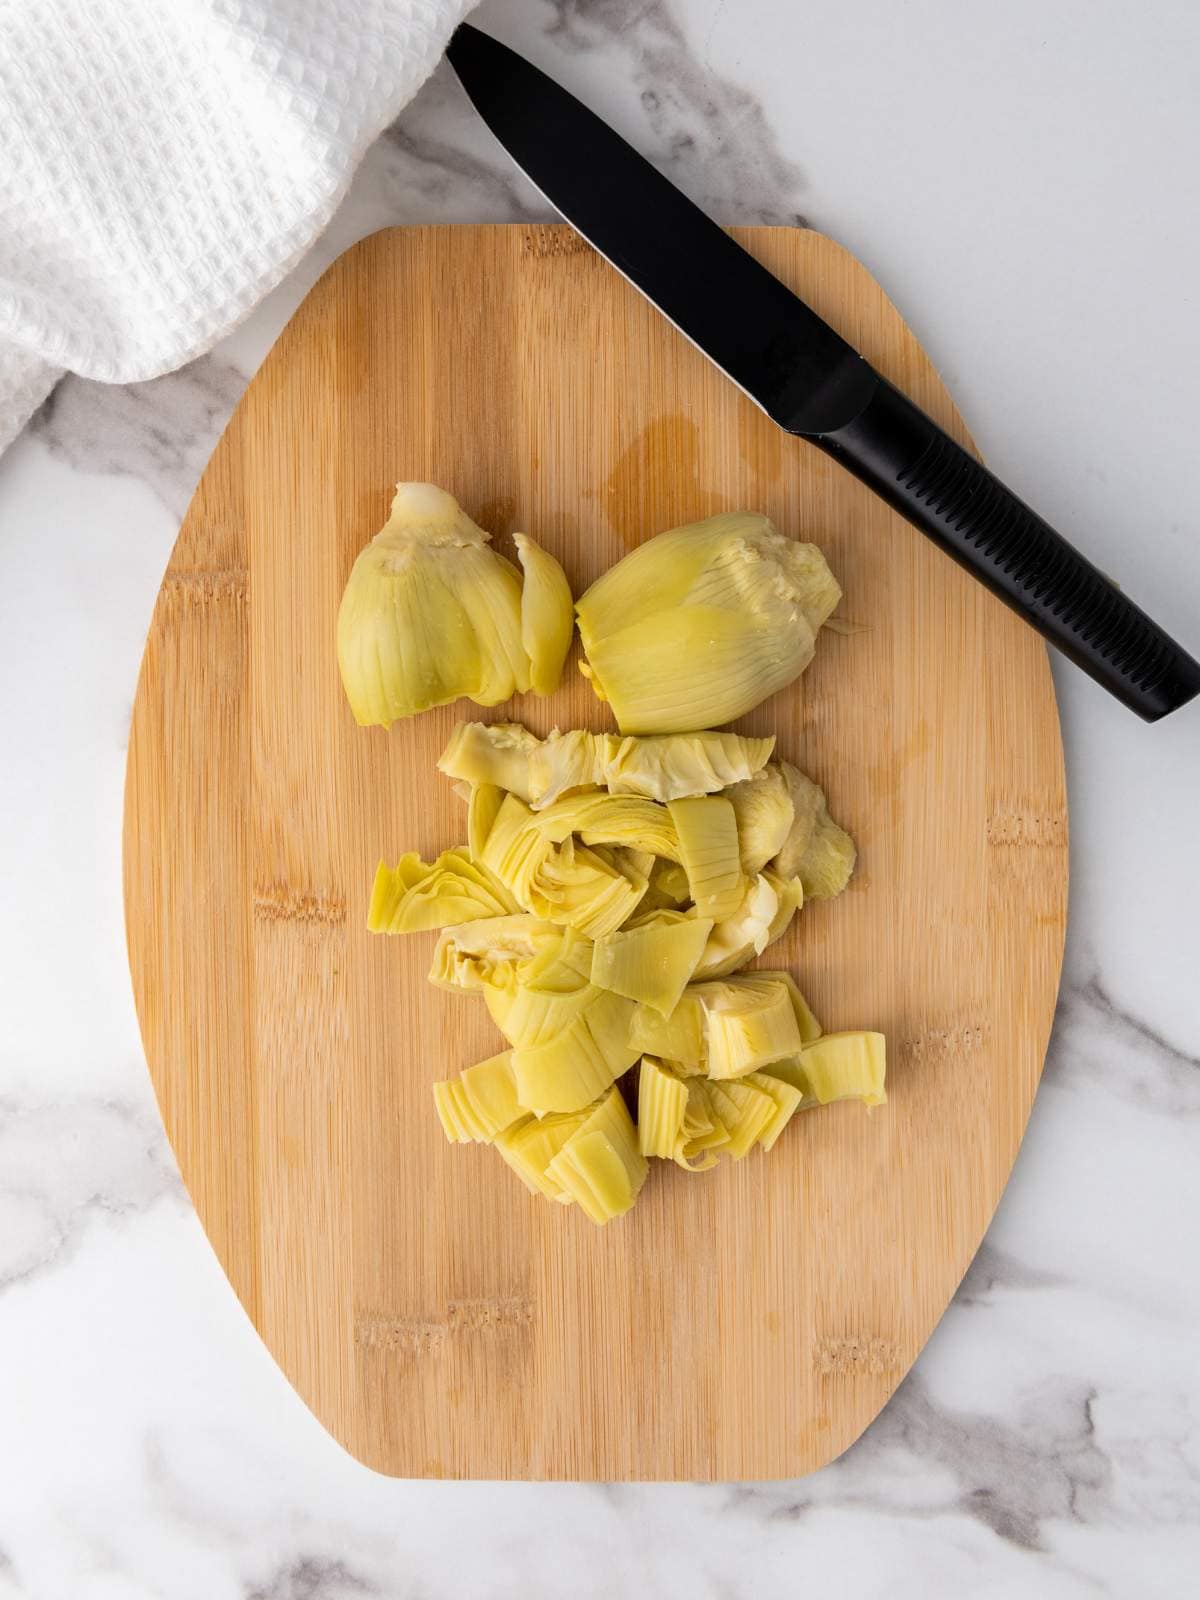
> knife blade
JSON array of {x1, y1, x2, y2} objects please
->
[{"x1": 447, "y1": 23, "x2": 1200, "y2": 723}]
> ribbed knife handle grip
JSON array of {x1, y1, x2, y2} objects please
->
[{"x1": 818, "y1": 378, "x2": 1200, "y2": 721}]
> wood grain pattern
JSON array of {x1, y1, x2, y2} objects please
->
[{"x1": 123, "y1": 225, "x2": 1067, "y2": 1480}]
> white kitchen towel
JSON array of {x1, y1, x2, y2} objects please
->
[{"x1": 0, "y1": 0, "x2": 477, "y2": 453}]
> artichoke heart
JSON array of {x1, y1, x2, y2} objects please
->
[
  {"x1": 368, "y1": 847, "x2": 518, "y2": 933},
  {"x1": 668, "y1": 796, "x2": 744, "y2": 921},
  {"x1": 544, "y1": 1085, "x2": 648, "y2": 1225},
  {"x1": 772, "y1": 761, "x2": 857, "y2": 899},
  {"x1": 433, "y1": 1050, "x2": 522, "y2": 1144},
  {"x1": 725, "y1": 764, "x2": 796, "y2": 875},
  {"x1": 590, "y1": 910, "x2": 713, "y2": 1016},
  {"x1": 337, "y1": 483, "x2": 532, "y2": 725},
  {"x1": 514, "y1": 532, "x2": 574, "y2": 695},
  {"x1": 575, "y1": 512, "x2": 841, "y2": 732}
]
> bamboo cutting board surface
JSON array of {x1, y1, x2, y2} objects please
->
[{"x1": 123, "y1": 225, "x2": 1067, "y2": 1481}]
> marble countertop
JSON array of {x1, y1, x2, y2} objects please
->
[{"x1": 2, "y1": 1, "x2": 1198, "y2": 1594}]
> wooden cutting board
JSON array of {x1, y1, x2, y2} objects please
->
[{"x1": 123, "y1": 224, "x2": 1067, "y2": 1481}]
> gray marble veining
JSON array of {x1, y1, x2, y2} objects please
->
[
  {"x1": 26, "y1": 355, "x2": 248, "y2": 520},
  {"x1": 0, "y1": 1089, "x2": 180, "y2": 1297}
]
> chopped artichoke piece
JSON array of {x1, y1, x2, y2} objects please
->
[
  {"x1": 496, "y1": 1110, "x2": 589, "y2": 1199},
  {"x1": 742, "y1": 1070, "x2": 805, "y2": 1151},
  {"x1": 668, "y1": 796, "x2": 744, "y2": 921},
  {"x1": 466, "y1": 782, "x2": 505, "y2": 862},
  {"x1": 762, "y1": 870, "x2": 804, "y2": 946},
  {"x1": 621, "y1": 847, "x2": 658, "y2": 884},
  {"x1": 627, "y1": 990, "x2": 706, "y2": 1069},
  {"x1": 545, "y1": 1086, "x2": 648, "y2": 1224},
  {"x1": 527, "y1": 729, "x2": 602, "y2": 808},
  {"x1": 478, "y1": 792, "x2": 553, "y2": 907},
  {"x1": 674, "y1": 1079, "x2": 724, "y2": 1170},
  {"x1": 495, "y1": 977, "x2": 598, "y2": 1050},
  {"x1": 691, "y1": 872, "x2": 779, "y2": 979},
  {"x1": 725, "y1": 764, "x2": 796, "y2": 875},
  {"x1": 637, "y1": 1057, "x2": 689, "y2": 1157},
  {"x1": 704, "y1": 1077, "x2": 776, "y2": 1159},
  {"x1": 530, "y1": 793, "x2": 682, "y2": 862},
  {"x1": 772, "y1": 761, "x2": 856, "y2": 898},
  {"x1": 511, "y1": 990, "x2": 639, "y2": 1114},
  {"x1": 792, "y1": 1031, "x2": 886, "y2": 1106},
  {"x1": 575, "y1": 512, "x2": 841, "y2": 732},
  {"x1": 523, "y1": 727, "x2": 779, "y2": 808},
  {"x1": 516, "y1": 924, "x2": 594, "y2": 992},
  {"x1": 433, "y1": 1050, "x2": 522, "y2": 1144},
  {"x1": 337, "y1": 484, "x2": 531, "y2": 725},
  {"x1": 590, "y1": 910, "x2": 713, "y2": 1016},
  {"x1": 367, "y1": 847, "x2": 518, "y2": 933},
  {"x1": 427, "y1": 914, "x2": 553, "y2": 992},
  {"x1": 694, "y1": 974, "x2": 804, "y2": 1079},
  {"x1": 513, "y1": 533, "x2": 574, "y2": 696},
  {"x1": 752, "y1": 969, "x2": 823, "y2": 1044},
  {"x1": 796, "y1": 812, "x2": 858, "y2": 900},
  {"x1": 511, "y1": 1022, "x2": 615, "y2": 1116},
  {"x1": 439, "y1": 721, "x2": 542, "y2": 803},
  {"x1": 527, "y1": 836, "x2": 649, "y2": 939},
  {"x1": 649, "y1": 859, "x2": 691, "y2": 904},
  {"x1": 598, "y1": 731, "x2": 776, "y2": 801}
]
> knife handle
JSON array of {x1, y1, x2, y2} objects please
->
[{"x1": 816, "y1": 377, "x2": 1200, "y2": 721}]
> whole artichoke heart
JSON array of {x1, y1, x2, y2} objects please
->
[
  {"x1": 337, "y1": 483, "x2": 572, "y2": 726},
  {"x1": 575, "y1": 511, "x2": 841, "y2": 733}
]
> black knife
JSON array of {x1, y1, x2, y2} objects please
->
[{"x1": 447, "y1": 23, "x2": 1199, "y2": 723}]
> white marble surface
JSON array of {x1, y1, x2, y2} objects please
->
[{"x1": 2, "y1": 1, "x2": 1199, "y2": 1594}]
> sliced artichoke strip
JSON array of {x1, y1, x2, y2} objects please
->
[
  {"x1": 544, "y1": 1086, "x2": 648, "y2": 1224},
  {"x1": 590, "y1": 911, "x2": 713, "y2": 1016},
  {"x1": 433, "y1": 1050, "x2": 522, "y2": 1144},
  {"x1": 514, "y1": 533, "x2": 574, "y2": 697},
  {"x1": 368, "y1": 847, "x2": 518, "y2": 933},
  {"x1": 439, "y1": 720, "x2": 542, "y2": 803},
  {"x1": 695, "y1": 975, "x2": 805, "y2": 1079},
  {"x1": 637, "y1": 1057, "x2": 689, "y2": 1158},
  {"x1": 667, "y1": 795, "x2": 744, "y2": 921}
]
